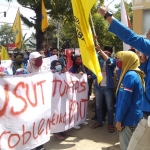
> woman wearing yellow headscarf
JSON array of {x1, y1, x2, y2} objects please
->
[{"x1": 115, "y1": 51, "x2": 145, "y2": 150}]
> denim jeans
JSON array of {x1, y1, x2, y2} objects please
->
[{"x1": 95, "y1": 86, "x2": 114, "y2": 125}]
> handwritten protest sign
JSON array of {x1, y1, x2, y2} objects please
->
[
  {"x1": 0, "y1": 60, "x2": 13, "y2": 75},
  {"x1": 50, "y1": 73, "x2": 88, "y2": 133},
  {"x1": 0, "y1": 72, "x2": 88, "y2": 150},
  {"x1": 41, "y1": 55, "x2": 57, "y2": 72}
]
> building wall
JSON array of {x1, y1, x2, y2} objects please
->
[
  {"x1": 132, "y1": 0, "x2": 150, "y2": 35},
  {"x1": 133, "y1": 9, "x2": 143, "y2": 34}
]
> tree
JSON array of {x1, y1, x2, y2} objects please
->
[
  {"x1": 9, "y1": 0, "x2": 122, "y2": 51},
  {"x1": 0, "y1": 23, "x2": 15, "y2": 47},
  {"x1": 91, "y1": 13, "x2": 117, "y2": 49},
  {"x1": 112, "y1": 2, "x2": 133, "y2": 52},
  {"x1": 21, "y1": 33, "x2": 32, "y2": 50},
  {"x1": 114, "y1": 2, "x2": 133, "y2": 27},
  {"x1": 52, "y1": 20, "x2": 78, "y2": 49},
  {"x1": 51, "y1": 1, "x2": 105, "y2": 49},
  {"x1": 8, "y1": 0, "x2": 72, "y2": 50}
]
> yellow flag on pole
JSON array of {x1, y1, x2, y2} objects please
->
[
  {"x1": 41, "y1": 0, "x2": 49, "y2": 32},
  {"x1": 71, "y1": 0, "x2": 102, "y2": 83},
  {"x1": 0, "y1": 46, "x2": 10, "y2": 60},
  {"x1": 12, "y1": 9, "x2": 22, "y2": 49}
]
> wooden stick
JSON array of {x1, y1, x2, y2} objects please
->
[{"x1": 90, "y1": 12, "x2": 98, "y2": 45}]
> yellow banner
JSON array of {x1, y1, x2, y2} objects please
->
[
  {"x1": 71, "y1": 0, "x2": 102, "y2": 83},
  {"x1": 12, "y1": 9, "x2": 22, "y2": 49},
  {"x1": 41, "y1": 0, "x2": 49, "y2": 32}
]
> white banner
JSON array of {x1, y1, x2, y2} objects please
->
[{"x1": 0, "y1": 72, "x2": 88, "y2": 150}]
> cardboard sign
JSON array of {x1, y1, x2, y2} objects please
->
[{"x1": 41, "y1": 55, "x2": 57, "y2": 72}]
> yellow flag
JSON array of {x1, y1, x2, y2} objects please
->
[
  {"x1": 71, "y1": 0, "x2": 102, "y2": 83},
  {"x1": 41, "y1": 0, "x2": 49, "y2": 32},
  {"x1": 12, "y1": 9, "x2": 22, "y2": 49},
  {"x1": 0, "y1": 46, "x2": 10, "y2": 60}
]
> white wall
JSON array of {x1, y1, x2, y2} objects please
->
[{"x1": 143, "y1": 9, "x2": 150, "y2": 35}]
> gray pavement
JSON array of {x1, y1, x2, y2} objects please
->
[{"x1": 43, "y1": 96, "x2": 120, "y2": 150}]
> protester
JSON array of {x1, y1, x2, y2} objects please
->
[
  {"x1": 50, "y1": 60, "x2": 70, "y2": 140},
  {"x1": 98, "y1": 7, "x2": 150, "y2": 55},
  {"x1": 12, "y1": 55, "x2": 24, "y2": 75},
  {"x1": 39, "y1": 49, "x2": 46, "y2": 58},
  {"x1": 14, "y1": 52, "x2": 46, "y2": 150},
  {"x1": 86, "y1": 67, "x2": 93, "y2": 100},
  {"x1": 128, "y1": 48, "x2": 136, "y2": 53},
  {"x1": 44, "y1": 45, "x2": 51, "y2": 57},
  {"x1": 91, "y1": 45, "x2": 116, "y2": 133},
  {"x1": 52, "y1": 48, "x2": 58, "y2": 56},
  {"x1": 69, "y1": 55, "x2": 86, "y2": 74},
  {"x1": 69, "y1": 55, "x2": 88, "y2": 129},
  {"x1": 58, "y1": 49, "x2": 67, "y2": 72},
  {"x1": 63, "y1": 54, "x2": 68, "y2": 65},
  {"x1": 23, "y1": 49, "x2": 30, "y2": 65},
  {"x1": 98, "y1": 6, "x2": 150, "y2": 150},
  {"x1": 50, "y1": 60, "x2": 63, "y2": 73},
  {"x1": 115, "y1": 51, "x2": 144, "y2": 150}
]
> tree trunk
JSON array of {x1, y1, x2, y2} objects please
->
[{"x1": 35, "y1": 2, "x2": 44, "y2": 51}]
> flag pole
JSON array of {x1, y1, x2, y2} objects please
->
[{"x1": 89, "y1": 12, "x2": 98, "y2": 45}]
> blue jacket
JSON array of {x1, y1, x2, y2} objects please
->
[
  {"x1": 115, "y1": 71, "x2": 143, "y2": 126},
  {"x1": 109, "y1": 19, "x2": 150, "y2": 113},
  {"x1": 109, "y1": 19, "x2": 150, "y2": 56},
  {"x1": 139, "y1": 58, "x2": 150, "y2": 112},
  {"x1": 93, "y1": 56, "x2": 116, "y2": 89}
]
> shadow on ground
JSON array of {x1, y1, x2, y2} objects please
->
[{"x1": 41, "y1": 97, "x2": 120, "y2": 150}]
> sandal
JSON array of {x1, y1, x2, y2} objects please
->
[
  {"x1": 108, "y1": 125, "x2": 115, "y2": 133},
  {"x1": 91, "y1": 122, "x2": 103, "y2": 129}
]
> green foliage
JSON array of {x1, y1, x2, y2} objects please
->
[
  {"x1": 114, "y1": 2, "x2": 133, "y2": 28},
  {"x1": 53, "y1": 20, "x2": 78, "y2": 49},
  {"x1": 0, "y1": 23, "x2": 15, "y2": 46},
  {"x1": 8, "y1": 0, "x2": 133, "y2": 52},
  {"x1": 21, "y1": 33, "x2": 32, "y2": 50},
  {"x1": 20, "y1": 14, "x2": 34, "y2": 28},
  {"x1": 112, "y1": 2, "x2": 133, "y2": 51},
  {"x1": 13, "y1": 0, "x2": 72, "y2": 49}
]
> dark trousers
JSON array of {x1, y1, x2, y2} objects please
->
[
  {"x1": 88, "y1": 79, "x2": 93, "y2": 99},
  {"x1": 36, "y1": 145, "x2": 43, "y2": 150},
  {"x1": 95, "y1": 96, "x2": 107, "y2": 121}
]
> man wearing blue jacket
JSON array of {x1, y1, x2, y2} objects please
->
[
  {"x1": 98, "y1": 6, "x2": 150, "y2": 150},
  {"x1": 91, "y1": 45, "x2": 116, "y2": 133}
]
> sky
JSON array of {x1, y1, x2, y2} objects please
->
[
  {"x1": 0, "y1": 0, "x2": 35, "y2": 38},
  {"x1": 0, "y1": 0, "x2": 132, "y2": 39}
]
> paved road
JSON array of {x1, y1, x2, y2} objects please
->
[{"x1": 42, "y1": 98, "x2": 120, "y2": 150}]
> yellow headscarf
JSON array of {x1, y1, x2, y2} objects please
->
[{"x1": 116, "y1": 51, "x2": 145, "y2": 94}]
